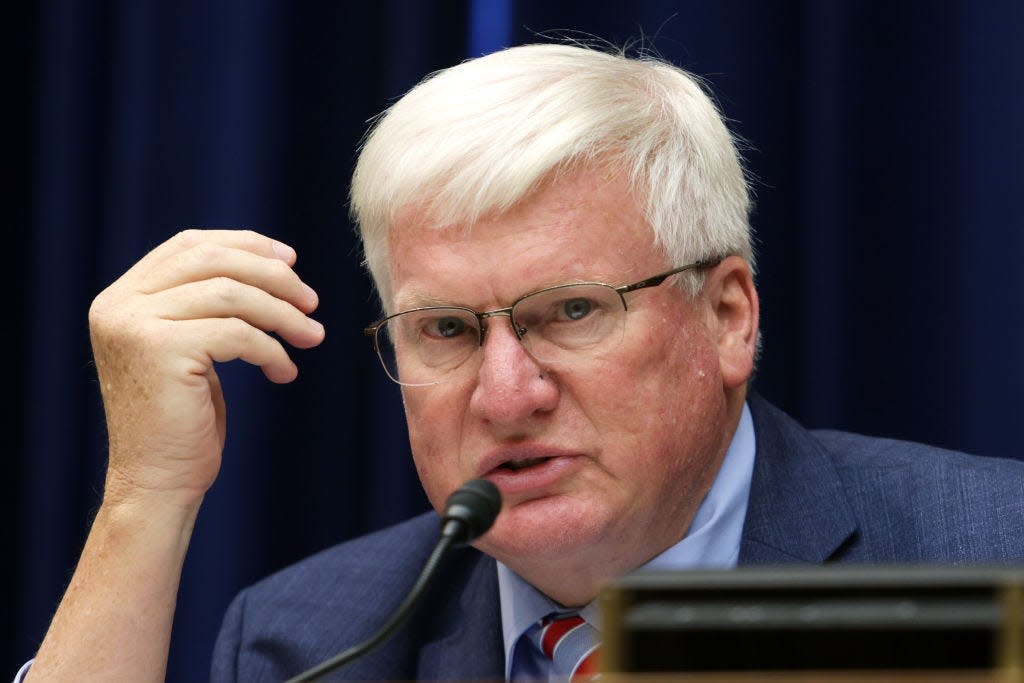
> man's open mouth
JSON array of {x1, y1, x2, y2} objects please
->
[{"x1": 500, "y1": 457, "x2": 552, "y2": 472}]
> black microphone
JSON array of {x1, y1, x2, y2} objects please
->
[
  {"x1": 438, "y1": 477, "x2": 502, "y2": 543},
  {"x1": 286, "y1": 478, "x2": 502, "y2": 683}
]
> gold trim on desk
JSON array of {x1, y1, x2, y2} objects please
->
[
  {"x1": 1001, "y1": 583, "x2": 1023, "y2": 680},
  {"x1": 599, "y1": 672, "x2": 1013, "y2": 682}
]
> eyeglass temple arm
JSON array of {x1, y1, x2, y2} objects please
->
[{"x1": 615, "y1": 257, "x2": 724, "y2": 294}]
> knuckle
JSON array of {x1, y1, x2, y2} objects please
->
[
  {"x1": 175, "y1": 228, "x2": 202, "y2": 247},
  {"x1": 266, "y1": 257, "x2": 293, "y2": 281},
  {"x1": 209, "y1": 275, "x2": 241, "y2": 304},
  {"x1": 89, "y1": 289, "x2": 128, "y2": 332},
  {"x1": 240, "y1": 229, "x2": 276, "y2": 255},
  {"x1": 226, "y1": 316, "x2": 255, "y2": 342},
  {"x1": 187, "y1": 240, "x2": 222, "y2": 267},
  {"x1": 88, "y1": 293, "x2": 108, "y2": 325}
]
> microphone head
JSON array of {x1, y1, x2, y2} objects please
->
[{"x1": 441, "y1": 478, "x2": 502, "y2": 545}]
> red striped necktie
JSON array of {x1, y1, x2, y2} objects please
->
[{"x1": 534, "y1": 613, "x2": 601, "y2": 681}]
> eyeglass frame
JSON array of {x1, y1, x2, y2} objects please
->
[{"x1": 362, "y1": 256, "x2": 725, "y2": 379}]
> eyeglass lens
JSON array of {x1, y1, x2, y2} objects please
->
[{"x1": 374, "y1": 283, "x2": 627, "y2": 386}]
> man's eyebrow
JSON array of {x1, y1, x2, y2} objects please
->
[
  {"x1": 393, "y1": 274, "x2": 614, "y2": 312},
  {"x1": 392, "y1": 291, "x2": 459, "y2": 311}
]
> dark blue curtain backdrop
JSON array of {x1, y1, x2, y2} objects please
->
[{"x1": 7, "y1": 1, "x2": 1022, "y2": 679}]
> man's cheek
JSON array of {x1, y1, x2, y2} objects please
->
[
  {"x1": 412, "y1": 448, "x2": 452, "y2": 514},
  {"x1": 409, "y1": 418, "x2": 464, "y2": 504}
]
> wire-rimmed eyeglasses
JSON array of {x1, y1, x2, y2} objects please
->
[{"x1": 364, "y1": 257, "x2": 723, "y2": 386}]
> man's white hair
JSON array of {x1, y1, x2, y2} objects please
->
[{"x1": 351, "y1": 43, "x2": 753, "y2": 310}]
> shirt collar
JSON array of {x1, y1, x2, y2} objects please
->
[{"x1": 496, "y1": 401, "x2": 756, "y2": 680}]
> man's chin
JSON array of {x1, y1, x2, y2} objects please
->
[{"x1": 472, "y1": 498, "x2": 608, "y2": 567}]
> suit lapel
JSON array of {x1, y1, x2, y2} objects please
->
[{"x1": 739, "y1": 394, "x2": 858, "y2": 564}]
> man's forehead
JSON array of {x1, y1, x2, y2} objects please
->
[
  {"x1": 390, "y1": 161, "x2": 639, "y2": 233},
  {"x1": 387, "y1": 238, "x2": 601, "y2": 310},
  {"x1": 381, "y1": 165, "x2": 669, "y2": 309}
]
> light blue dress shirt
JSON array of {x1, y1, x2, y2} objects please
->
[{"x1": 498, "y1": 401, "x2": 756, "y2": 681}]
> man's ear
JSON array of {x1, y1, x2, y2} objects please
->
[{"x1": 704, "y1": 256, "x2": 759, "y2": 389}]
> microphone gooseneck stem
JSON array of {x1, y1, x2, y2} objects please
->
[
  {"x1": 285, "y1": 532, "x2": 457, "y2": 683},
  {"x1": 284, "y1": 479, "x2": 500, "y2": 682}
]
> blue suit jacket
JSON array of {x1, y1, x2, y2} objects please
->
[{"x1": 211, "y1": 395, "x2": 1024, "y2": 681}]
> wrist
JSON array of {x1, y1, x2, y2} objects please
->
[
  {"x1": 98, "y1": 472, "x2": 204, "y2": 552},
  {"x1": 102, "y1": 464, "x2": 207, "y2": 513}
]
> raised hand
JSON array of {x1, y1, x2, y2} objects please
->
[
  {"x1": 28, "y1": 229, "x2": 326, "y2": 681},
  {"x1": 88, "y1": 229, "x2": 325, "y2": 508}
]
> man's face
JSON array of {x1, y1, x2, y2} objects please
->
[{"x1": 388, "y1": 167, "x2": 746, "y2": 601}]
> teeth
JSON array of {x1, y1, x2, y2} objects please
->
[{"x1": 504, "y1": 457, "x2": 548, "y2": 471}]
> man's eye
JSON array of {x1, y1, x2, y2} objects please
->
[
  {"x1": 560, "y1": 298, "x2": 594, "y2": 321},
  {"x1": 431, "y1": 316, "x2": 468, "y2": 338}
]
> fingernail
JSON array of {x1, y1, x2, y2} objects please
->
[
  {"x1": 272, "y1": 240, "x2": 296, "y2": 261},
  {"x1": 308, "y1": 318, "x2": 324, "y2": 334},
  {"x1": 302, "y1": 283, "x2": 318, "y2": 303}
]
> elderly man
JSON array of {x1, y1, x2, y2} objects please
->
[{"x1": 25, "y1": 44, "x2": 1024, "y2": 682}]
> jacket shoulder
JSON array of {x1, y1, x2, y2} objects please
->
[
  {"x1": 247, "y1": 511, "x2": 442, "y2": 599},
  {"x1": 742, "y1": 394, "x2": 1024, "y2": 565},
  {"x1": 811, "y1": 427, "x2": 1024, "y2": 505},
  {"x1": 211, "y1": 512, "x2": 459, "y2": 681},
  {"x1": 811, "y1": 428, "x2": 1024, "y2": 562}
]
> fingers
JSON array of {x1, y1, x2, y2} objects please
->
[
  {"x1": 131, "y1": 229, "x2": 298, "y2": 277},
  {"x1": 91, "y1": 228, "x2": 326, "y2": 384},
  {"x1": 173, "y1": 318, "x2": 300, "y2": 384},
  {"x1": 150, "y1": 277, "x2": 325, "y2": 350},
  {"x1": 131, "y1": 239, "x2": 317, "y2": 315}
]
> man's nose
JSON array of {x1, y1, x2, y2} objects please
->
[{"x1": 468, "y1": 316, "x2": 559, "y2": 429}]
